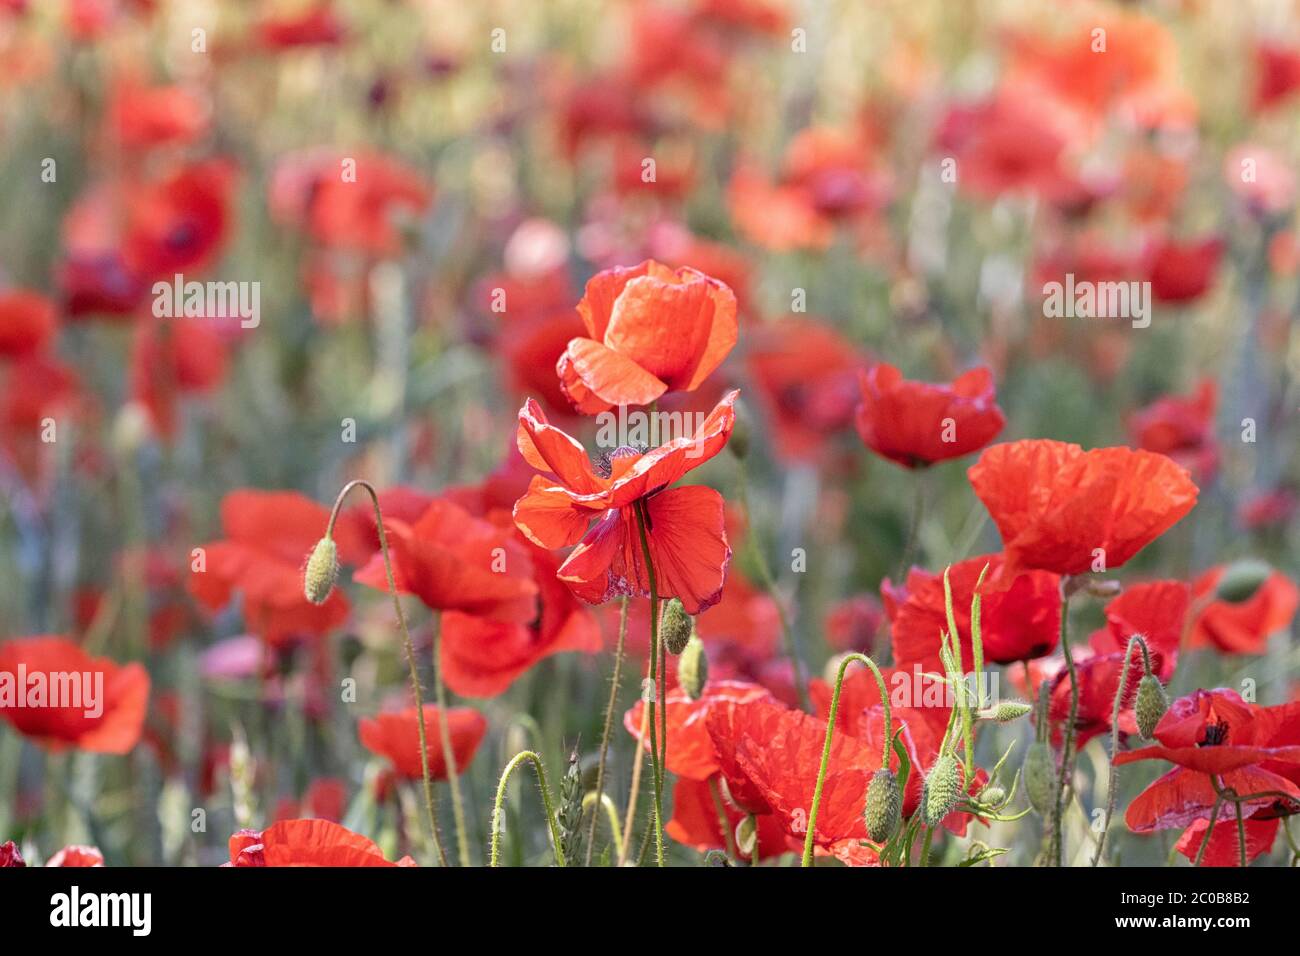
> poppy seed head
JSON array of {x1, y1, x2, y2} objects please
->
[
  {"x1": 1023, "y1": 740, "x2": 1056, "y2": 816},
  {"x1": 923, "y1": 753, "x2": 963, "y2": 827},
  {"x1": 303, "y1": 536, "x2": 339, "y2": 605},
  {"x1": 660, "y1": 598, "x2": 693, "y2": 655},
  {"x1": 864, "y1": 768, "x2": 901, "y2": 843}
]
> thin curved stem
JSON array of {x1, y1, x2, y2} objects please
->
[
  {"x1": 585, "y1": 596, "x2": 629, "y2": 866},
  {"x1": 632, "y1": 500, "x2": 666, "y2": 867},
  {"x1": 326, "y1": 479, "x2": 446, "y2": 867},
  {"x1": 1235, "y1": 799, "x2": 1248, "y2": 868},
  {"x1": 1194, "y1": 795, "x2": 1225, "y2": 867},
  {"x1": 1092, "y1": 634, "x2": 1151, "y2": 867},
  {"x1": 801, "y1": 652, "x2": 890, "y2": 867},
  {"x1": 1052, "y1": 591, "x2": 1077, "y2": 866},
  {"x1": 618, "y1": 702, "x2": 650, "y2": 866},
  {"x1": 708, "y1": 776, "x2": 736, "y2": 860},
  {"x1": 490, "y1": 750, "x2": 565, "y2": 867},
  {"x1": 431, "y1": 620, "x2": 471, "y2": 867}
]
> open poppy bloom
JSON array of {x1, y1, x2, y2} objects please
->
[
  {"x1": 1115, "y1": 689, "x2": 1300, "y2": 865},
  {"x1": 555, "y1": 260, "x2": 737, "y2": 414},
  {"x1": 0, "y1": 289, "x2": 57, "y2": 358},
  {"x1": 887, "y1": 553, "x2": 1062, "y2": 673},
  {"x1": 968, "y1": 440, "x2": 1198, "y2": 577},
  {"x1": 47, "y1": 845, "x2": 105, "y2": 867},
  {"x1": 666, "y1": 775, "x2": 792, "y2": 859},
  {"x1": 353, "y1": 497, "x2": 539, "y2": 624},
  {"x1": 188, "y1": 490, "x2": 367, "y2": 647},
  {"x1": 0, "y1": 842, "x2": 25, "y2": 867},
  {"x1": 1128, "y1": 379, "x2": 1218, "y2": 481},
  {"x1": 855, "y1": 364, "x2": 1005, "y2": 468},
  {"x1": 512, "y1": 389, "x2": 738, "y2": 613},
  {"x1": 0, "y1": 636, "x2": 149, "y2": 754},
  {"x1": 226, "y1": 819, "x2": 415, "y2": 867},
  {"x1": 1188, "y1": 565, "x2": 1299, "y2": 656},
  {"x1": 358, "y1": 704, "x2": 487, "y2": 780},
  {"x1": 624, "y1": 680, "x2": 773, "y2": 781}
]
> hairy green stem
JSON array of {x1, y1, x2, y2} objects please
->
[
  {"x1": 431, "y1": 620, "x2": 471, "y2": 866},
  {"x1": 1092, "y1": 635, "x2": 1151, "y2": 867},
  {"x1": 633, "y1": 500, "x2": 666, "y2": 867},
  {"x1": 585, "y1": 596, "x2": 629, "y2": 866},
  {"x1": 490, "y1": 750, "x2": 565, "y2": 867},
  {"x1": 1052, "y1": 591, "x2": 1077, "y2": 866}
]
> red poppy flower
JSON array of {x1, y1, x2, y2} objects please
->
[
  {"x1": 358, "y1": 704, "x2": 487, "y2": 780},
  {"x1": 968, "y1": 440, "x2": 1198, "y2": 577},
  {"x1": 824, "y1": 595, "x2": 885, "y2": 655},
  {"x1": 0, "y1": 841, "x2": 24, "y2": 867},
  {"x1": 555, "y1": 260, "x2": 737, "y2": 414},
  {"x1": 107, "y1": 78, "x2": 207, "y2": 150},
  {"x1": 1116, "y1": 689, "x2": 1300, "y2": 864},
  {"x1": 47, "y1": 845, "x2": 104, "y2": 867},
  {"x1": 513, "y1": 390, "x2": 737, "y2": 613},
  {"x1": 253, "y1": 3, "x2": 347, "y2": 50},
  {"x1": 226, "y1": 819, "x2": 415, "y2": 867},
  {"x1": 1188, "y1": 566, "x2": 1298, "y2": 656},
  {"x1": 1174, "y1": 815, "x2": 1280, "y2": 867},
  {"x1": 1146, "y1": 236, "x2": 1222, "y2": 305},
  {"x1": 354, "y1": 497, "x2": 539, "y2": 623},
  {"x1": 1046, "y1": 580, "x2": 1189, "y2": 747},
  {"x1": 438, "y1": 530, "x2": 601, "y2": 697},
  {"x1": 666, "y1": 775, "x2": 792, "y2": 858},
  {"x1": 1253, "y1": 41, "x2": 1300, "y2": 113},
  {"x1": 188, "y1": 490, "x2": 367, "y2": 647},
  {"x1": 121, "y1": 160, "x2": 236, "y2": 280},
  {"x1": 0, "y1": 636, "x2": 149, "y2": 754},
  {"x1": 273, "y1": 778, "x2": 347, "y2": 824},
  {"x1": 855, "y1": 364, "x2": 1005, "y2": 468},
  {"x1": 887, "y1": 553, "x2": 1062, "y2": 672},
  {"x1": 0, "y1": 289, "x2": 57, "y2": 358},
  {"x1": 1129, "y1": 379, "x2": 1218, "y2": 480},
  {"x1": 748, "y1": 319, "x2": 867, "y2": 462},
  {"x1": 128, "y1": 316, "x2": 228, "y2": 440},
  {"x1": 625, "y1": 680, "x2": 773, "y2": 781},
  {"x1": 1237, "y1": 488, "x2": 1296, "y2": 530}
]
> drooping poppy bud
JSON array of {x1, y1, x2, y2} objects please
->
[
  {"x1": 923, "y1": 753, "x2": 963, "y2": 826},
  {"x1": 1023, "y1": 740, "x2": 1056, "y2": 815},
  {"x1": 1214, "y1": 559, "x2": 1272, "y2": 604},
  {"x1": 677, "y1": 634, "x2": 708, "y2": 700},
  {"x1": 660, "y1": 598, "x2": 693, "y2": 655},
  {"x1": 303, "y1": 536, "x2": 339, "y2": 605},
  {"x1": 863, "y1": 768, "x2": 901, "y2": 843},
  {"x1": 1135, "y1": 673, "x2": 1169, "y2": 740}
]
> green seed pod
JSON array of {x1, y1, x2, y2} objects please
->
[
  {"x1": 1214, "y1": 559, "x2": 1272, "y2": 604},
  {"x1": 660, "y1": 598, "x2": 693, "y2": 656},
  {"x1": 1023, "y1": 740, "x2": 1056, "y2": 815},
  {"x1": 863, "y1": 768, "x2": 901, "y2": 843},
  {"x1": 677, "y1": 634, "x2": 708, "y2": 700},
  {"x1": 978, "y1": 700, "x2": 1033, "y2": 723},
  {"x1": 303, "y1": 536, "x2": 339, "y2": 605},
  {"x1": 923, "y1": 754, "x2": 963, "y2": 827},
  {"x1": 977, "y1": 785, "x2": 1006, "y2": 807},
  {"x1": 1135, "y1": 673, "x2": 1169, "y2": 740}
]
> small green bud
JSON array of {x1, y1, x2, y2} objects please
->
[
  {"x1": 734, "y1": 815, "x2": 757, "y2": 859},
  {"x1": 978, "y1": 700, "x2": 1033, "y2": 723},
  {"x1": 1135, "y1": 674, "x2": 1169, "y2": 740},
  {"x1": 923, "y1": 753, "x2": 963, "y2": 827},
  {"x1": 677, "y1": 634, "x2": 708, "y2": 700},
  {"x1": 661, "y1": 598, "x2": 693, "y2": 656},
  {"x1": 977, "y1": 785, "x2": 1006, "y2": 806},
  {"x1": 863, "y1": 768, "x2": 901, "y2": 843},
  {"x1": 303, "y1": 536, "x2": 339, "y2": 605},
  {"x1": 1023, "y1": 741, "x2": 1056, "y2": 816},
  {"x1": 1215, "y1": 559, "x2": 1272, "y2": 604}
]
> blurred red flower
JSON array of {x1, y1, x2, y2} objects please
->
[
  {"x1": 358, "y1": 704, "x2": 487, "y2": 780},
  {"x1": 128, "y1": 316, "x2": 229, "y2": 440},
  {"x1": 1146, "y1": 236, "x2": 1222, "y2": 305},
  {"x1": 0, "y1": 636, "x2": 149, "y2": 754},
  {"x1": 1188, "y1": 566, "x2": 1298, "y2": 656},
  {"x1": 227, "y1": 819, "x2": 415, "y2": 867},
  {"x1": 0, "y1": 841, "x2": 24, "y2": 867},
  {"x1": 556, "y1": 260, "x2": 737, "y2": 414},
  {"x1": 624, "y1": 680, "x2": 772, "y2": 780},
  {"x1": 0, "y1": 289, "x2": 57, "y2": 358},
  {"x1": 122, "y1": 160, "x2": 236, "y2": 280},
  {"x1": 856, "y1": 364, "x2": 1005, "y2": 468},
  {"x1": 513, "y1": 390, "x2": 737, "y2": 612},
  {"x1": 48, "y1": 845, "x2": 104, "y2": 867},
  {"x1": 1253, "y1": 41, "x2": 1300, "y2": 113},
  {"x1": 968, "y1": 440, "x2": 1198, "y2": 577},
  {"x1": 1128, "y1": 379, "x2": 1218, "y2": 481}
]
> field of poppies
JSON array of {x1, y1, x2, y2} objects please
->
[{"x1": 1, "y1": 0, "x2": 1298, "y2": 873}]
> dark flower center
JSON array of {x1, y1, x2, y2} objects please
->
[
  {"x1": 1199, "y1": 720, "x2": 1229, "y2": 747},
  {"x1": 594, "y1": 444, "x2": 644, "y2": 478}
]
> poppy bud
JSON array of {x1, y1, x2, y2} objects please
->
[
  {"x1": 678, "y1": 634, "x2": 708, "y2": 700},
  {"x1": 923, "y1": 754, "x2": 963, "y2": 826},
  {"x1": 660, "y1": 598, "x2": 693, "y2": 655},
  {"x1": 978, "y1": 700, "x2": 1032, "y2": 723},
  {"x1": 863, "y1": 768, "x2": 901, "y2": 843},
  {"x1": 1023, "y1": 741, "x2": 1056, "y2": 815},
  {"x1": 1135, "y1": 674, "x2": 1169, "y2": 740},
  {"x1": 735, "y1": 815, "x2": 757, "y2": 859},
  {"x1": 977, "y1": 785, "x2": 1006, "y2": 806},
  {"x1": 303, "y1": 536, "x2": 339, "y2": 605},
  {"x1": 1214, "y1": 559, "x2": 1271, "y2": 604}
]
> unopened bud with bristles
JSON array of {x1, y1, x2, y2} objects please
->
[
  {"x1": 923, "y1": 754, "x2": 963, "y2": 826},
  {"x1": 678, "y1": 634, "x2": 708, "y2": 700},
  {"x1": 1215, "y1": 559, "x2": 1271, "y2": 604},
  {"x1": 304, "y1": 536, "x2": 338, "y2": 605},
  {"x1": 978, "y1": 700, "x2": 1033, "y2": 723},
  {"x1": 661, "y1": 598, "x2": 692, "y2": 655},
  {"x1": 863, "y1": 768, "x2": 901, "y2": 843},
  {"x1": 977, "y1": 785, "x2": 1006, "y2": 806},
  {"x1": 1023, "y1": 740, "x2": 1056, "y2": 815},
  {"x1": 1135, "y1": 673, "x2": 1169, "y2": 740}
]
